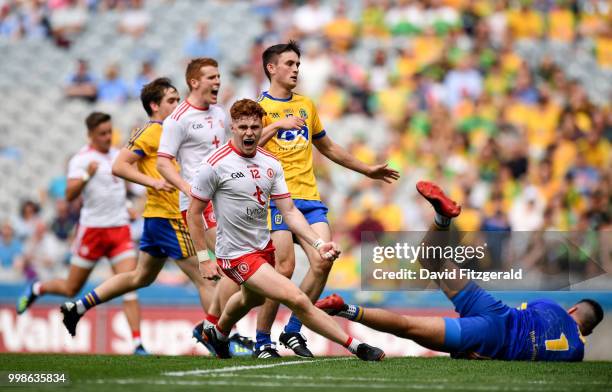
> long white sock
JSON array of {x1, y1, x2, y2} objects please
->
[{"x1": 32, "y1": 282, "x2": 42, "y2": 296}]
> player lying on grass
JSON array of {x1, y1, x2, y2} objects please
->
[
  {"x1": 318, "y1": 181, "x2": 604, "y2": 361},
  {"x1": 187, "y1": 98, "x2": 385, "y2": 361}
]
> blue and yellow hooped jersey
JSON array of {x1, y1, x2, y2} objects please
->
[{"x1": 257, "y1": 91, "x2": 326, "y2": 201}]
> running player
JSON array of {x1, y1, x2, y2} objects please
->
[
  {"x1": 317, "y1": 181, "x2": 603, "y2": 361},
  {"x1": 16, "y1": 112, "x2": 147, "y2": 355},
  {"x1": 155, "y1": 58, "x2": 250, "y2": 352},
  {"x1": 253, "y1": 41, "x2": 400, "y2": 358},
  {"x1": 187, "y1": 98, "x2": 385, "y2": 361},
  {"x1": 58, "y1": 79, "x2": 217, "y2": 353}
]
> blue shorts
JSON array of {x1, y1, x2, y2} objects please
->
[
  {"x1": 139, "y1": 217, "x2": 196, "y2": 260},
  {"x1": 269, "y1": 199, "x2": 328, "y2": 231},
  {"x1": 443, "y1": 282, "x2": 511, "y2": 359}
]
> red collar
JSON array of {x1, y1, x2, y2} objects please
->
[{"x1": 186, "y1": 99, "x2": 209, "y2": 111}]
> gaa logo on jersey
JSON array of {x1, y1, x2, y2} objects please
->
[
  {"x1": 276, "y1": 125, "x2": 309, "y2": 142},
  {"x1": 237, "y1": 262, "x2": 250, "y2": 274},
  {"x1": 267, "y1": 168, "x2": 274, "y2": 178}
]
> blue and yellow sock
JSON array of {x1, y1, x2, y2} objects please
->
[
  {"x1": 283, "y1": 313, "x2": 303, "y2": 334},
  {"x1": 75, "y1": 290, "x2": 101, "y2": 315},
  {"x1": 255, "y1": 330, "x2": 273, "y2": 350},
  {"x1": 339, "y1": 304, "x2": 364, "y2": 321}
]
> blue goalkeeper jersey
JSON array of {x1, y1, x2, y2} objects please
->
[{"x1": 505, "y1": 299, "x2": 585, "y2": 361}]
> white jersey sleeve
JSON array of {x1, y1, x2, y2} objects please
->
[
  {"x1": 190, "y1": 163, "x2": 218, "y2": 202},
  {"x1": 67, "y1": 154, "x2": 86, "y2": 179},
  {"x1": 270, "y1": 162, "x2": 290, "y2": 200},
  {"x1": 158, "y1": 116, "x2": 186, "y2": 159}
]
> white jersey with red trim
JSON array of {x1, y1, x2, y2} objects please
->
[
  {"x1": 67, "y1": 146, "x2": 129, "y2": 227},
  {"x1": 158, "y1": 100, "x2": 227, "y2": 211},
  {"x1": 190, "y1": 142, "x2": 290, "y2": 259}
]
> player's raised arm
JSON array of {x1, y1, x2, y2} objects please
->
[
  {"x1": 313, "y1": 135, "x2": 400, "y2": 184},
  {"x1": 113, "y1": 148, "x2": 174, "y2": 191},
  {"x1": 274, "y1": 196, "x2": 340, "y2": 262}
]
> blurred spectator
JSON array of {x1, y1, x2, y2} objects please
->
[
  {"x1": 183, "y1": 21, "x2": 221, "y2": 60},
  {"x1": 256, "y1": 17, "x2": 282, "y2": 48},
  {"x1": 117, "y1": 0, "x2": 150, "y2": 39},
  {"x1": 64, "y1": 58, "x2": 97, "y2": 102},
  {"x1": 293, "y1": 0, "x2": 333, "y2": 37},
  {"x1": 509, "y1": 186, "x2": 546, "y2": 231},
  {"x1": 132, "y1": 60, "x2": 156, "y2": 98},
  {"x1": 270, "y1": 0, "x2": 297, "y2": 37},
  {"x1": 97, "y1": 63, "x2": 130, "y2": 104},
  {"x1": 18, "y1": 221, "x2": 67, "y2": 281},
  {"x1": 50, "y1": 199, "x2": 77, "y2": 241},
  {"x1": 297, "y1": 40, "x2": 333, "y2": 100},
  {"x1": 21, "y1": 0, "x2": 50, "y2": 40},
  {"x1": 443, "y1": 54, "x2": 483, "y2": 109},
  {"x1": 0, "y1": 1, "x2": 23, "y2": 40},
  {"x1": 12, "y1": 200, "x2": 42, "y2": 242},
  {"x1": 324, "y1": 1, "x2": 357, "y2": 52},
  {"x1": 0, "y1": 221, "x2": 23, "y2": 271},
  {"x1": 49, "y1": 0, "x2": 88, "y2": 47}
]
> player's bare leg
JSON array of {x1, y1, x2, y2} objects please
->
[
  {"x1": 254, "y1": 229, "x2": 295, "y2": 357},
  {"x1": 203, "y1": 262, "x2": 384, "y2": 361},
  {"x1": 58, "y1": 252, "x2": 164, "y2": 337},
  {"x1": 317, "y1": 294, "x2": 446, "y2": 351},
  {"x1": 110, "y1": 256, "x2": 146, "y2": 354},
  {"x1": 276, "y1": 222, "x2": 333, "y2": 356},
  {"x1": 317, "y1": 181, "x2": 463, "y2": 352},
  {"x1": 17, "y1": 263, "x2": 93, "y2": 314},
  {"x1": 175, "y1": 255, "x2": 216, "y2": 311}
]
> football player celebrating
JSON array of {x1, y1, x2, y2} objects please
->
[{"x1": 187, "y1": 99, "x2": 385, "y2": 361}]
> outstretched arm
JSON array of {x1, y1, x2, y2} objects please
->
[{"x1": 313, "y1": 135, "x2": 400, "y2": 183}]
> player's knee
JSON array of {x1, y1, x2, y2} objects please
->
[
  {"x1": 65, "y1": 285, "x2": 81, "y2": 297},
  {"x1": 276, "y1": 257, "x2": 296, "y2": 278},
  {"x1": 286, "y1": 291, "x2": 311, "y2": 315},
  {"x1": 245, "y1": 294, "x2": 265, "y2": 308},
  {"x1": 311, "y1": 257, "x2": 333, "y2": 277},
  {"x1": 133, "y1": 271, "x2": 155, "y2": 288}
]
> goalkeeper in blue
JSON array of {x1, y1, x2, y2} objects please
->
[{"x1": 318, "y1": 181, "x2": 603, "y2": 361}]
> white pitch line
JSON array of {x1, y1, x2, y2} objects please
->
[{"x1": 163, "y1": 357, "x2": 352, "y2": 377}]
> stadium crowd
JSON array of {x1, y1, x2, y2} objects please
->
[{"x1": 1, "y1": 0, "x2": 610, "y2": 289}]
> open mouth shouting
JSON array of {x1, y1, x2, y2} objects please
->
[{"x1": 243, "y1": 138, "x2": 256, "y2": 147}]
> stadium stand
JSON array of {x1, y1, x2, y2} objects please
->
[{"x1": 0, "y1": 0, "x2": 610, "y2": 316}]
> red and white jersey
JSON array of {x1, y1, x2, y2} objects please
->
[
  {"x1": 158, "y1": 100, "x2": 227, "y2": 211},
  {"x1": 67, "y1": 146, "x2": 129, "y2": 227},
  {"x1": 190, "y1": 142, "x2": 290, "y2": 259}
]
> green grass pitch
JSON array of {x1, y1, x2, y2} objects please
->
[{"x1": 1, "y1": 354, "x2": 611, "y2": 392}]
